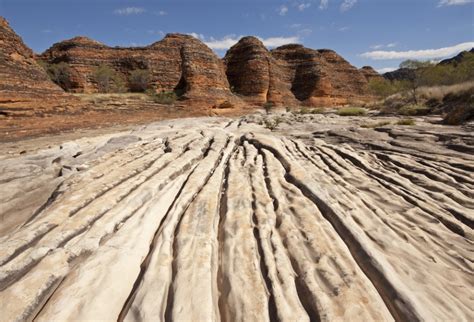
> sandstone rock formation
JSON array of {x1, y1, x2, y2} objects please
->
[
  {"x1": 0, "y1": 17, "x2": 80, "y2": 117},
  {"x1": 0, "y1": 114, "x2": 472, "y2": 321},
  {"x1": 225, "y1": 38, "x2": 372, "y2": 107},
  {"x1": 223, "y1": 37, "x2": 298, "y2": 106},
  {"x1": 359, "y1": 66, "x2": 382, "y2": 81},
  {"x1": 40, "y1": 33, "x2": 241, "y2": 107}
]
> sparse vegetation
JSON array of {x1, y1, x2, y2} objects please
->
[
  {"x1": 39, "y1": 61, "x2": 73, "y2": 90},
  {"x1": 150, "y1": 91, "x2": 177, "y2": 105},
  {"x1": 360, "y1": 121, "x2": 391, "y2": 128},
  {"x1": 398, "y1": 104, "x2": 430, "y2": 116},
  {"x1": 263, "y1": 116, "x2": 282, "y2": 131},
  {"x1": 296, "y1": 107, "x2": 326, "y2": 114},
  {"x1": 263, "y1": 102, "x2": 274, "y2": 114},
  {"x1": 396, "y1": 118, "x2": 416, "y2": 126},
  {"x1": 94, "y1": 64, "x2": 126, "y2": 93},
  {"x1": 337, "y1": 107, "x2": 367, "y2": 116},
  {"x1": 128, "y1": 69, "x2": 150, "y2": 92}
]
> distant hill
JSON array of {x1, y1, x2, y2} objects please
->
[
  {"x1": 439, "y1": 48, "x2": 474, "y2": 66},
  {"x1": 383, "y1": 48, "x2": 474, "y2": 81}
]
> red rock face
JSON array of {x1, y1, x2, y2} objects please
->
[
  {"x1": 224, "y1": 37, "x2": 298, "y2": 106},
  {"x1": 0, "y1": 17, "x2": 79, "y2": 117},
  {"x1": 272, "y1": 45, "x2": 371, "y2": 106},
  {"x1": 40, "y1": 33, "x2": 240, "y2": 107},
  {"x1": 225, "y1": 38, "x2": 372, "y2": 106}
]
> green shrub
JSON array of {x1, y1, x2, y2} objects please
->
[
  {"x1": 310, "y1": 107, "x2": 326, "y2": 114},
  {"x1": 360, "y1": 121, "x2": 391, "y2": 128},
  {"x1": 396, "y1": 118, "x2": 416, "y2": 126},
  {"x1": 263, "y1": 102, "x2": 274, "y2": 114},
  {"x1": 129, "y1": 69, "x2": 150, "y2": 92},
  {"x1": 337, "y1": 107, "x2": 367, "y2": 116},
  {"x1": 398, "y1": 104, "x2": 430, "y2": 116},
  {"x1": 151, "y1": 91, "x2": 177, "y2": 105},
  {"x1": 40, "y1": 61, "x2": 72, "y2": 90},
  {"x1": 263, "y1": 117, "x2": 281, "y2": 131},
  {"x1": 94, "y1": 65, "x2": 125, "y2": 93}
]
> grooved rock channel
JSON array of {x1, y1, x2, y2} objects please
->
[{"x1": 0, "y1": 115, "x2": 473, "y2": 321}]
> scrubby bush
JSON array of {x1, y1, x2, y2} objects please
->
[
  {"x1": 263, "y1": 102, "x2": 274, "y2": 114},
  {"x1": 396, "y1": 118, "x2": 416, "y2": 126},
  {"x1": 151, "y1": 91, "x2": 177, "y2": 105},
  {"x1": 398, "y1": 104, "x2": 430, "y2": 116},
  {"x1": 129, "y1": 69, "x2": 150, "y2": 92},
  {"x1": 94, "y1": 65, "x2": 125, "y2": 93},
  {"x1": 39, "y1": 61, "x2": 72, "y2": 90},
  {"x1": 263, "y1": 117, "x2": 282, "y2": 131},
  {"x1": 337, "y1": 107, "x2": 367, "y2": 116},
  {"x1": 360, "y1": 121, "x2": 391, "y2": 128}
]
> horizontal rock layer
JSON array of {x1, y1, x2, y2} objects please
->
[
  {"x1": 39, "y1": 34, "x2": 241, "y2": 108},
  {"x1": 0, "y1": 17, "x2": 81, "y2": 117},
  {"x1": 225, "y1": 38, "x2": 374, "y2": 106},
  {"x1": 0, "y1": 115, "x2": 472, "y2": 321}
]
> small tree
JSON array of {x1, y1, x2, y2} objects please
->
[
  {"x1": 399, "y1": 60, "x2": 434, "y2": 104},
  {"x1": 263, "y1": 102, "x2": 274, "y2": 114},
  {"x1": 368, "y1": 78, "x2": 396, "y2": 99},
  {"x1": 129, "y1": 69, "x2": 150, "y2": 92},
  {"x1": 94, "y1": 65, "x2": 125, "y2": 93}
]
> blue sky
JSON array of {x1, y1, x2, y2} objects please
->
[{"x1": 1, "y1": 0, "x2": 473, "y2": 72}]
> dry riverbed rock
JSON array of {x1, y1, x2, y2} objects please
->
[{"x1": 0, "y1": 114, "x2": 472, "y2": 321}]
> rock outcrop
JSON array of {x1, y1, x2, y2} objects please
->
[
  {"x1": 223, "y1": 37, "x2": 298, "y2": 106},
  {"x1": 224, "y1": 38, "x2": 372, "y2": 107},
  {"x1": 0, "y1": 17, "x2": 80, "y2": 117},
  {"x1": 1, "y1": 115, "x2": 472, "y2": 321},
  {"x1": 40, "y1": 34, "x2": 241, "y2": 107},
  {"x1": 359, "y1": 66, "x2": 382, "y2": 81}
]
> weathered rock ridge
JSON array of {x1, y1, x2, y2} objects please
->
[{"x1": 0, "y1": 17, "x2": 80, "y2": 117}]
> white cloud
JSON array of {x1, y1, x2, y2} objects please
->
[
  {"x1": 438, "y1": 0, "x2": 474, "y2": 6},
  {"x1": 261, "y1": 36, "x2": 300, "y2": 47},
  {"x1": 376, "y1": 67, "x2": 398, "y2": 73},
  {"x1": 298, "y1": 28, "x2": 313, "y2": 36},
  {"x1": 370, "y1": 42, "x2": 397, "y2": 50},
  {"x1": 278, "y1": 5, "x2": 289, "y2": 15},
  {"x1": 188, "y1": 32, "x2": 206, "y2": 41},
  {"x1": 202, "y1": 35, "x2": 300, "y2": 50},
  {"x1": 319, "y1": 0, "x2": 329, "y2": 9},
  {"x1": 361, "y1": 42, "x2": 474, "y2": 60},
  {"x1": 340, "y1": 0, "x2": 357, "y2": 11},
  {"x1": 290, "y1": 23, "x2": 302, "y2": 28},
  {"x1": 157, "y1": 10, "x2": 167, "y2": 16},
  {"x1": 338, "y1": 26, "x2": 350, "y2": 32},
  {"x1": 298, "y1": 3, "x2": 311, "y2": 11},
  {"x1": 114, "y1": 7, "x2": 146, "y2": 15}
]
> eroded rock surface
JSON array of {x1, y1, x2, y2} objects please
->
[
  {"x1": 0, "y1": 114, "x2": 472, "y2": 321},
  {"x1": 0, "y1": 17, "x2": 80, "y2": 117}
]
